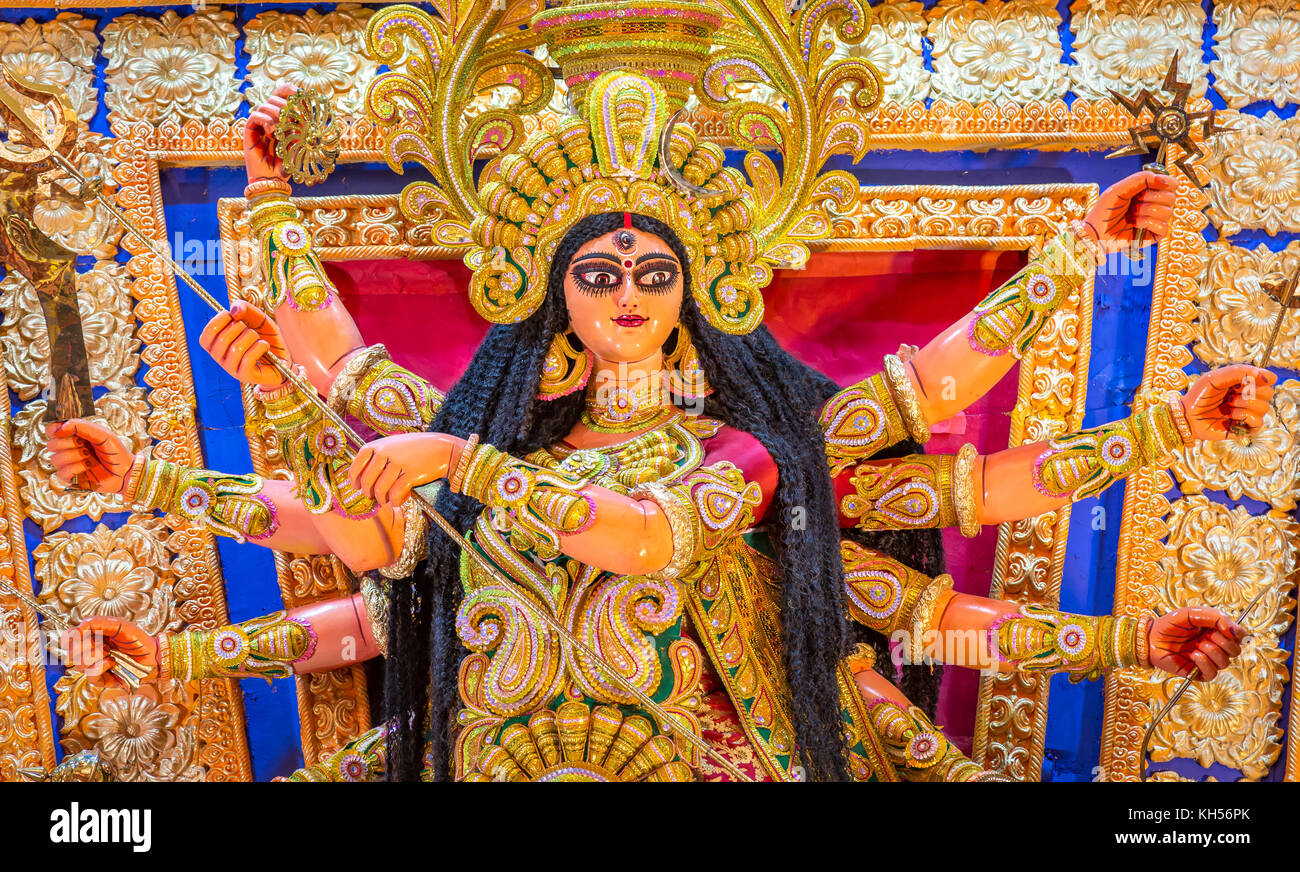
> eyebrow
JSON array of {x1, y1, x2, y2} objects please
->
[
  {"x1": 636, "y1": 252, "x2": 678, "y2": 265},
  {"x1": 570, "y1": 252, "x2": 621, "y2": 266}
]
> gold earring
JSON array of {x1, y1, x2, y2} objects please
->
[
  {"x1": 537, "y1": 332, "x2": 593, "y2": 400},
  {"x1": 663, "y1": 325, "x2": 711, "y2": 398}
]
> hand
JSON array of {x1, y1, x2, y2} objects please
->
[
  {"x1": 1148, "y1": 607, "x2": 1246, "y2": 682},
  {"x1": 199, "y1": 301, "x2": 291, "y2": 390},
  {"x1": 1180, "y1": 364, "x2": 1276, "y2": 440},
  {"x1": 60, "y1": 616, "x2": 160, "y2": 691},
  {"x1": 347, "y1": 433, "x2": 455, "y2": 506},
  {"x1": 244, "y1": 82, "x2": 298, "y2": 185},
  {"x1": 45, "y1": 419, "x2": 134, "y2": 495},
  {"x1": 1079, "y1": 170, "x2": 1177, "y2": 253}
]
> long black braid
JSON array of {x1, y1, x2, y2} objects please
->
[{"x1": 384, "y1": 212, "x2": 943, "y2": 781}]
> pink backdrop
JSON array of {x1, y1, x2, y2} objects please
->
[{"x1": 327, "y1": 246, "x2": 1028, "y2": 752}]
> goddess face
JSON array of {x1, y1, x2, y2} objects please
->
[{"x1": 563, "y1": 226, "x2": 683, "y2": 365}]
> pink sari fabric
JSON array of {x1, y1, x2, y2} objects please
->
[{"x1": 326, "y1": 246, "x2": 1028, "y2": 753}]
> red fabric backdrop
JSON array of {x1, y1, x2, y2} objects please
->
[{"x1": 327, "y1": 246, "x2": 1027, "y2": 752}]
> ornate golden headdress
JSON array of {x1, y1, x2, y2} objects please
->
[{"x1": 365, "y1": 0, "x2": 881, "y2": 335}]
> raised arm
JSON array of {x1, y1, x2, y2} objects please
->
[{"x1": 903, "y1": 170, "x2": 1176, "y2": 427}]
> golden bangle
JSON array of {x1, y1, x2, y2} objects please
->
[
  {"x1": 449, "y1": 434, "x2": 480, "y2": 493},
  {"x1": 1136, "y1": 615, "x2": 1153, "y2": 669},
  {"x1": 327, "y1": 344, "x2": 391, "y2": 416},
  {"x1": 908, "y1": 573, "x2": 953, "y2": 664},
  {"x1": 379, "y1": 503, "x2": 429, "y2": 580},
  {"x1": 155, "y1": 632, "x2": 173, "y2": 682},
  {"x1": 1166, "y1": 394, "x2": 1194, "y2": 446},
  {"x1": 121, "y1": 450, "x2": 149, "y2": 503},
  {"x1": 952, "y1": 442, "x2": 980, "y2": 539},
  {"x1": 244, "y1": 178, "x2": 293, "y2": 200},
  {"x1": 882, "y1": 353, "x2": 931, "y2": 444},
  {"x1": 629, "y1": 480, "x2": 698, "y2": 581}
]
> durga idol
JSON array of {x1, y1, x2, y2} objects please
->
[{"x1": 52, "y1": 1, "x2": 1264, "y2": 782}]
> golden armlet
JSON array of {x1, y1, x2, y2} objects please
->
[
  {"x1": 968, "y1": 228, "x2": 1094, "y2": 360},
  {"x1": 260, "y1": 380, "x2": 377, "y2": 518},
  {"x1": 881, "y1": 353, "x2": 930, "y2": 444},
  {"x1": 840, "y1": 444, "x2": 979, "y2": 538},
  {"x1": 129, "y1": 455, "x2": 278, "y2": 543},
  {"x1": 819, "y1": 371, "x2": 910, "y2": 474},
  {"x1": 840, "y1": 539, "x2": 952, "y2": 640},
  {"x1": 162, "y1": 610, "x2": 317, "y2": 682},
  {"x1": 1031, "y1": 403, "x2": 1185, "y2": 502},
  {"x1": 246, "y1": 190, "x2": 334, "y2": 312},
  {"x1": 359, "y1": 574, "x2": 390, "y2": 656},
  {"x1": 864, "y1": 699, "x2": 1003, "y2": 782},
  {"x1": 328, "y1": 344, "x2": 445, "y2": 436},
  {"x1": 454, "y1": 441, "x2": 596, "y2": 560},
  {"x1": 282, "y1": 725, "x2": 389, "y2": 782},
  {"x1": 990, "y1": 604, "x2": 1143, "y2": 682}
]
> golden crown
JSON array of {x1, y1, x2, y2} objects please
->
[{"x1": 365, "y1": 0, "x2": 881, "y2": 335}]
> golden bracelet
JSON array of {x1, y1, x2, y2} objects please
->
[
  {"x1": 244, "y1": 178, "x2": 293, "y2": 201},
  {"x1": 327, "y1": 344, "x2": 391, "y2": 416},
  {"x1": 952, "y1": 442, "x2": 981, "y2": 539},
  {"x1": 449, "y1": 434, "x2": 479, "y2": 493},
  {"x1": 155, "y1": 632, "x2": 173, "y2": 683},
  {"x1": 882, "y1": 353, "x2": 931, "y2": 444},
  {"x1": 908, "y1": 573, "x2": 953, "y2": 664}
]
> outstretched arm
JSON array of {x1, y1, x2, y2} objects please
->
[
  {"x1": 46, "y1": 419, "x2": 407, "y2": 572},
  {"x1": 836, "y1": 364, "x2": 1275, "y2": 536},
  {"x1": 64, "y1": 590, "x2": 383, "y2": 690}
]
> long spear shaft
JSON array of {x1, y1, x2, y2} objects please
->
[{"x1": 8, "y1": 97, "x2": 751, "y2": 780}]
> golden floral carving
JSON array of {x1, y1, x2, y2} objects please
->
[
  {"x1": 1068, "y1": 0, "x2": 1208, "y2": 102},
  {"x1": 35, "y1": 514, "x2": 202, "y2": 781},
  {"x1": 1158, "y1": 496, "x2": 1299, "y2": 640},
  {"x1": 244, "y1": 5, "x2": 378, "y2": 118},
  {"x1": 33, "y1": 132, "x2": 123, "y2": 261},
  {"x1": 1212, "y1": 0, "x2": 1300, "y2": 110},
  {"x1": 1202, "y1": 111, "x2": 1300, "y2": 237},
  {"x1": 864, "y1": 98, "x2": 1132, "y2": 150},
  {"x1": 0, "y1": 13, "x2": 98, "y2": 123},
  {"x1": 102, "y1": 9, "x2": 240, "y2": 123},
  {"x1": 1, "y1": 260, "x2": 140, "y2": 401},
  {"x1": 1172, "y1": 380, "x2": 1300, "y2": 514},
  {"x1": 13, "y1": 387, "x2": 150, "y2": 533},
  {"x1": 927, "y1": 0, "x2": 1066, "y2": 104},
  {"x1": 829, "y1": 0, "x2": 929, "y2": 104},
  {"x1": 1194, "y1": 242, "x2": 1300, "y2": 372}
]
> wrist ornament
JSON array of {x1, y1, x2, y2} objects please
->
[
  {"x1": 452, "y1": 441, "x2": 596, "y2": 560},
  {"x1": 989, "y1": 604, "x2": 1143, "y2": 682},
  {"x1": 1031, "y1": 403, "x2": 1185, "y2": 501},
  {"x1": 260, "y1": 377, "x2": 376, "y2": 518},
  {"x1": 164, "y1": 611, "x2": 316, "y2": 682},
  {"x1": 840, "y1": 445, "x2": 979, "y2": 538},
  {"x1": 881, "y1": 354, "x2": 930, "y2": 444},
  {"x1": 968, "y1": 228, "x2": 1094, "y2": 359},
  {"x1": 129, "y1": 455, "x2": 278, "y2": 543},
  {"x1": 865, "y1": 699, "x2": 995, "y2": 782},
  {"x1": 247, "y1": 189, "x2": 334, "y2": 312}
]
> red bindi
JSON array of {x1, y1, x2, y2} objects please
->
[{"x1": 623, "y1": 259, "x2": 633, "y2": 268}]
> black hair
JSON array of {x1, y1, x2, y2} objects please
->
[{"x1": 384, "y1": 212, "x2": 943, "y2": 781}]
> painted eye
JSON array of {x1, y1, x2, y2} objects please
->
[
  {"x1": 576, "y1": 269, "x2": 619, "y2": 287},
  {"x1": 638, "y1": 269, "x2": 675, "y2": 287}
]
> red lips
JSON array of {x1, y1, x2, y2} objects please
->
[{"x1": 613, "y1": 315, "x2": 647, "y2": 327}]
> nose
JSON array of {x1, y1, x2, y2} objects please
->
[{"x1": 613, "y1": 272, "x2": 639, "y2": 309}]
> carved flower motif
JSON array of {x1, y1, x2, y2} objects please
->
[
  {"x1": 0, "y1": 15, "x2": 99, "y2": 122},
  {"x1": 1069, "y1": 0, "x2": 1207, "y2": 101},
  {"x1": 84, "y1": 694, "x2": 180, "y2": 771},
  {"x1": 1194, "y1": 242, "x2": 1300, "y2": 371},
  {"x1": 244, "y1": 6, "x2": 377, "y2": 118},
  {"x1": 134, "y1": 45, "x2": 215, "y2": 106},
  {"x1": 64, "y1": 557, "x2": 155, "y2": 621},
  {"x1": 1203, "y1": 112, "x2": 1300, "y2": 237},
  {"x1": 103, "y1": 10, "x2": 239, "y2": 123},
  {"x1": 928, "y1": 0, "x2": 1066, "y2": 104},
  {"x1": 1159, "y1": 496, "x2": 1298, "y2": 639},
  {"x1": 1212, "y1": 0, "x2": 1300, "y2": 109}
]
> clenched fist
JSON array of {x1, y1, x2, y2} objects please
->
[{"x1": 199, "y1": 301, "x2": 290, "y2": 391}]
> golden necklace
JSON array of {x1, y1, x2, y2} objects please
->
[{"x1": 582, "y1": 378, "x2": 676, "y2": 434}]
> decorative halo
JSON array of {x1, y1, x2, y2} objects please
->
[{"x1": 275, "y1": 88, "x2": 342, "y2": 186}]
